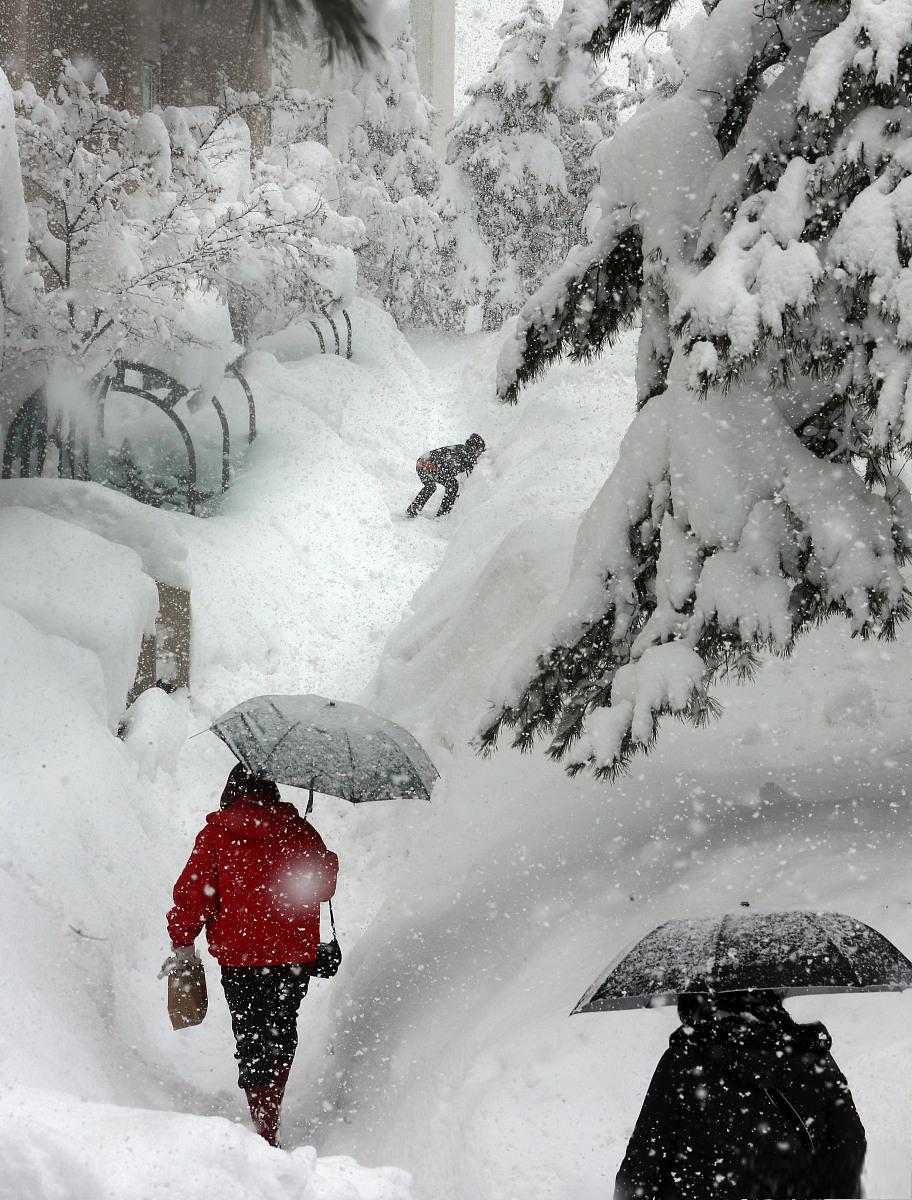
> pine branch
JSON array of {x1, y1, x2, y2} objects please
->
[
  {"x1": 580, "y1": 0, "x2": 681, "y2": 63},
  {"x1": 499, "y1": 226, "x2": 643, "y2": 403},
  {"x1": 235, "y1": 0, "x2": 380, "y2": 63},
  {"x1": 715, "y1": 33, "x2": 789, "y2": 154}
]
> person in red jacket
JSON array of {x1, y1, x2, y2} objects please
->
[{"x1": 164, "y1": 764, "x2": 339, "y2": 1146}]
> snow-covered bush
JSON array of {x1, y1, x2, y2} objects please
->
[
  {"x1": 443, "y1": 1, "x2": 617, "y2": 331},
  {"x1": 4, "y1": 62, "x2": 357, "y2": 389},
  {"x1": 482, "y1": 0, "x2": 912, "y2": 777},
  {"x1": 273, "y1": 9, "x2": 446, "y2": 327}
]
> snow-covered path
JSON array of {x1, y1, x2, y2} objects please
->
[
  {"x1": 282, "y1": 326, "x2": 912, "y2": 1199},
  {"x1": 0, "y1": 300, "x2": 493, "y2": 1199},
  {"x1": 4, "y1": 299, "x2": 912, "y2": 1199}
]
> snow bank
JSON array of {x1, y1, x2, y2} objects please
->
[
  {"x1": 120, "y1": 686, "x2": 189, "y2": 779},
  {"x1": 0, "y1": 602, "x2": 180, "y2": 1096},
  {"x1": 0, "y1": 478, "x2": 190, "y2": 589},
  {"x1": 0, "y1": 297, "x2": 456, "y2": 1190},
  {"x1": 0, "y1": 507, "x2": 159, "y2": 725},
  {"x1": 370, "y1": 326, "x2": 639, "y2": 750},
  {"x1": 0, "y1": 1088, "x2": 412, "y2": 1200},
  {"x1": 300, "y1": 324, "x2": 912, "y2": 1200}
]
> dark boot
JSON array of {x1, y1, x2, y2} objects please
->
[{"x1": 245, "y1": 1080, "x2": 283, "y2": 1147}]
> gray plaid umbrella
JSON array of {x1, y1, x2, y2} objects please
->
[
  {"x1": 210, "y1": 693, "x2": 437, "y2": 805},
  {"x1": 573, "y1": 910, "x2": 912, "y2": 1014}
]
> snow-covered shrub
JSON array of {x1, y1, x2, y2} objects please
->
[
  {"x1": 273, "y1": 9, "x2": 446, "y2": 328},
  {"x1": 482, "y1": 0, "x2": 912, "y2": 777},
  {"x1": 443, "y1": 1, "x2": 618, "y2": 331},
  {"x1": 4, "y1": 61, "x2": 357, "y2": 389}
]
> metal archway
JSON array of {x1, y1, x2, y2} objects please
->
[
  {"x1": 105, "y1": 362, "x2": 204, "y2": 513},
  {"x1": 2, "y1": 386, "x2": 91, "y2": 483},
  {"x1": 304, "y1": 309, "x2": 353, "y2": 358},
  {"x1": 225, "y1": 357, "x2": 257, "y2": 444},
  {"x1": 2, "y1": 359, "x2": 247, "y2": 515}
]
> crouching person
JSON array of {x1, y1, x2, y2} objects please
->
[
  {"x1": 406, "y1": 433, "x2": 486, "y2": 518},
  {"x1": 165, "y1": 764, "x2": 339, "y2": 1146}
]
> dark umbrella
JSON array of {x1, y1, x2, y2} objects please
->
[
  {"x1": 573, "y1": 909, "x2": 912, "y2": 1014},
  {"x1": 210, "y1": 693, "x2": 437, "y2": 808}
]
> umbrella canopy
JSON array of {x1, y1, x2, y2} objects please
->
[
  {"x1": 210, "y1": 693, "x2": 438, "y2": 803},
  {"x1": 573, "y1": 909, "x2": 912, "y2": 1014}
]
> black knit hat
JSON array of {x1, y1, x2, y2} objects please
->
[
  {"x1": 466, "y1": 433, "x2": 485, "y2": 454},
  {"x1": 220, "y1": 763, "x2": 280, "y2": 809}
]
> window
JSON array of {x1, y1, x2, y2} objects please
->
[{"x1": 141, "y1": 61, "x2": 160, "y2": 111}]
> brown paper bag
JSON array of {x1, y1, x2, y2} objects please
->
[{"x1": 167, "y1": 959, "x2": 208, "y2": 1030}]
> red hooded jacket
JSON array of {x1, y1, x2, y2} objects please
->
[{"x1": 167, "y1": 788, "x2": 339, "y2": 967}]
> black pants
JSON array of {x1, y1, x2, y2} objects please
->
[
  {"x1": 407, "y1": 465, "x2": 458, "y2": 516},
  {"x1": 221, "y1": 964, "x2": 309, "y2": 1089}
]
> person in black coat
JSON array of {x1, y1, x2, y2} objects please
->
[
  {"x1": 405, "y1": 433, "x2": 485, "y2": 518},
  {"x1": 614, "y1": 990, "x2": 866, "y2": 1200}
]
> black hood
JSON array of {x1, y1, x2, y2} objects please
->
[{"x1": 670, "y1": 1012, "x2": 832, "y2": 1089}]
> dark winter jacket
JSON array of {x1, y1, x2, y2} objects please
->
[
  {"x1": 416, "y1": 444, "x2": 479, "y2": 479},
  {"x1": 167, "y1": 788, "x2": 338, "y2": 966},
  {"x1": 614, "y1": 1013, "x2": 866, "y2": 1200}
]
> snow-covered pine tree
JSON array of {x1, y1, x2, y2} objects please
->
[
  {"x1": 274, "y1": 5, "x2": 445, "y2": 326},
  {"x1": 481, "y1": 0, "x2": 912, "y2": 778},
  {"x1": 444, "y1": 0, "x2": 617, "y2": 331}
]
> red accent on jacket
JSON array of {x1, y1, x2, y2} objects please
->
[{"x1": 167, "y1": 790, "x2": 339, "y2": 967}]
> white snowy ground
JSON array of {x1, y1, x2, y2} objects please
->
[{"x1": 2, "y1": 297, "x2": 912, "y2": 1198}]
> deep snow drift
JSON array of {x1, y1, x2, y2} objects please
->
[
  {"x1": 3, "y1": 297, "x2": 912, "y2": 1199},
  {"x1": 295, "y1": 328, "x2": 912, "y2": 1200},
  {"x1": 0, "y1": 298, "x2": 454, "y2": 1200}
]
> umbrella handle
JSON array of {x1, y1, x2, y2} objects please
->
[{"x1": 306, "y1": 778, "x2": 315, "y2": 819}]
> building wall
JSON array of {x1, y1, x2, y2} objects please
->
[
  {"x1": 160, "y1": 0, "x2": 269, "y2": 107},
  {"x1": 0, "y1": 0, "x2": 269, "y2": 112},
  {"x1": 409, "y1": 0, "x2": 455, "y2": 151}
]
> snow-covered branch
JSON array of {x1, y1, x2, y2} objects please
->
[
  {"x1": 485, "y1": 0, "x2": 912, "y2": 778},
  {"x1": 3, "y1": 61, "x2": 358, "y2": 385}
]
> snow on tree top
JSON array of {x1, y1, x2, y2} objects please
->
[{"x1": 482, "y1": 0, "x2": 912, "y2": 777}]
